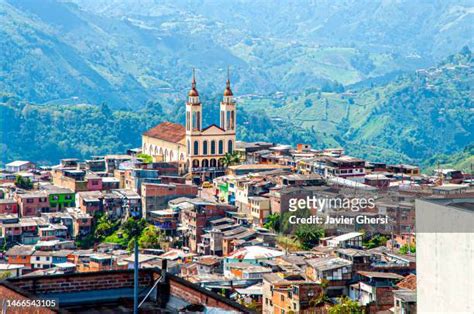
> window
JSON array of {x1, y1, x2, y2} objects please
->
[
  {"x1": 193, "y1": 141, "x2": 199, "y2": 155},
  {"x1": 203, "y1": 141, "x2": 208, "y2": 155},
  {"x1": 218, "y1": 140, "x2": 223, "y2": 154},
  {"x1": 228, "y1": 140, "x2": 233, "y2": 153},
  {"x1": 26, "y1": 199, "x2": 34, "y2": 204},
  {"x1": 187, "y1": 140, "x2": 190, "y2": 155},
  {"x1": 211, "y1": 141, "x2": 216, "y2": 154},
  {"x1": 281, "y1": 295, "x2": 284, "y2": 301}
]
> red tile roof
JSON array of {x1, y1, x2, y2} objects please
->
[
  {"x1": 143, "y1": 122, "x2": 186, "y2": 143},
  {"x1": 396, "y1": 274, "x2": 416, "y2": 290}
]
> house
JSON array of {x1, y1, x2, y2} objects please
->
[
  {"x1": 327, "y1": 232, "x2": 363, "y2": 249},
  {"x1": 141, "y1": 182, "x2": 198, "y2": 217},
  {"x1": 305, "y1": 257, "x2": 352, "y2": 296},
  {"x1": 0, "y1": 263, "x2": 25, "y2": 278},
  {"x1": 148, "y1": 209, "x2": 179, "y2": 236},
  {"x1": 5, "y1": 245, "x2": 35, "y2": 271},
  {"x1": 262, "y1": 272, "x2": 325, "y2": 314},
  {"x1": 5, "y1": 161, "x2": 35, "y2": 173},
  {"x1": 40, "y1": 185, "x2": 75, "y2": 210},
  {"x1": 393, "y1": 290, "x2": 416, "y2": 314},
  {"x1": 227, "y1": 262, "x2": 272, "y2": 280},
  {"x1": 31, "y1": 250, "x2": 53, "y2": 269},
  {"x1": 248, "y1": 196, "x2": 271, "y2": 227},
  {"x1": 224, "y1": 246, "x2": 284, "y2": 276},
  {"x1": 0, "y1": 199, "x2": 18, "y2": 214},
  {"x1": 387, "y1": 164, "x2": 420, "y2": 176},
  {"x1": 350, "y1": 271, "x2": 403, "y2": 312},
  {"x1": 15, "y1": 191, "x2": 50, "y2": 217}
]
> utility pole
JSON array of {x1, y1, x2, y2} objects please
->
[{"x1": 134, "y1": 236, "x2": 139, "y2": 314}]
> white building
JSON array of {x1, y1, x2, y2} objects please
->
[{"x1": 416, "y1": 198, "x2": 474, "y2": 313}]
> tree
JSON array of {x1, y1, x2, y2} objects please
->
[
  {"x1": 399, "y1": 243, "x2": 416, "y2": 254},
  {"x1": 123, "y1": 218, "x2": 147, "y2": 239},
  {"x1": 264, "y1": 213, "x2": 281, "y2": 232},
  {"x1": 295, "y1": 224, "x2": 324, "y2": 250},
  {"x1": 137, "y1": 153, "x2": 153, "y2": 163},
  {"x1": 363, "y1": 234, "x2": 388, "y2": 249},
  {"x1": 95, "y1": 214, "x2": 119, "y2": 241},
  {"x1": 14, "y1": 175, "x2": 33, "y2": 189},
  {"x1": 329, "y1": 296, "x2": 364, "y2": 314},
  {"x1": 138, "y1": 225, "x2": 165, "y2": 249},
  {"x1": 221, "y1": 152, "x2": 240, "y2": 167}
]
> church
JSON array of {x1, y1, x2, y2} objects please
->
[{"x1": 142, "y1": 70, "x2": 236, "y2": 179}]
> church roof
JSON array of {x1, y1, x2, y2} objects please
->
[
  {"x1": 143, "y1": 122, "x2": 185, "y2": 143},
  {"x1": 202, "y1": 124, "x2": 225, "y2": 132}
]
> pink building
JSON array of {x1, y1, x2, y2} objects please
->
[
  {"x1": 0, "y1": 199, "x2": 19, "y2": 214},
  {"x1": 86, "y1": 175, "x2": 103, "y2": 191},
  {"x1": 15, "y1": 192, "x2": 50, "y2": 217}
]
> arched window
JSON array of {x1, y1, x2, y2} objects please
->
[
  {"x1": 193, "y1": 141, "x2": 199, "y2": 155},
  {"x1": 210, "y1": 159, "x2": 217, "y2": 167},
  {"x1": 202, "y1": 159, "x2": 209, "y2": 168},
  {"x1": 192, "y1": 159, "x2": 200, "y2": 168},
  {"x1": 164, "y1": 149, "x2": 168, "y2": 161},
  {"x1": 228, "y1": 140, "x2": 233, "y2": 154},
  {"x1": 180, "y1": 153, "x2": 185, "y2": 161},
  {"x1": 169, "y1": 151, "x2": 174, "y2": 161},
  {"x1": 154, "y1": 146, "x2": 159, "y2": 156},
  {"x1": 211, "y1": 140, "x2": 216, "y2": 155},
  {"x1": 203, "y1": 140, "x2": 208, "y2": 155},
  {"x1": 218, "y1": 140, "x2": 224, "y2": 154},
  {"x1": 187, "y1": 140, "x2": 190, "y2": 155}
]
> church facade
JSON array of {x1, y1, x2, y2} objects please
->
[{"x1": 142, "y1": 70, "x2": 236, "y2": 179}]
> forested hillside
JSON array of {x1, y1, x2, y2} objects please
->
[{"x1": 1, "y1": 0, "x2": 472, "y2": 107}]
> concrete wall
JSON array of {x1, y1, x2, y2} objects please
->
[{"x1": 416, "y1": 199, "x2": 474, "y2": 313}]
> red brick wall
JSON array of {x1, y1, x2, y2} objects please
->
[
  {"x1": 10, "y1": 271, "x2": 153, "y2": 294},
  {"x1": 0, "y1": 285, "x2": 55, "y2": 314},
  {"x1": 169, "y1": 279, "x2": 244, "y2": 312}
]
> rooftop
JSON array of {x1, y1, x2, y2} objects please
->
[{"x1": 143, "y1": 122, "x2": 186, "y2": 143}]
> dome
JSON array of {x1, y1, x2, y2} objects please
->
[
  {"x1": 188, "y1": 87, "x2": 199, "y2": 97},
  {"x1": 224, "y1": 86, "x2": 233, "y2": 96}
]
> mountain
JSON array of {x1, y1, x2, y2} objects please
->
[
  {"x1": 241, "y1": 48, "x2": 473, "y2": 165},
  {"x1": 1, "y1": 49, "x2": 471, "y2": 166},
  {"x1": 0, "y1": 0, "x2": 472, "y2": 108}
]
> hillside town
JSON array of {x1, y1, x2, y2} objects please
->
[{"x1": 0, "y1": 76, "x2": 473, "y2": 313}]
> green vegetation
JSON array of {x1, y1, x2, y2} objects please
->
[
  {"x1": 363, "y1": 234, "x2": 388, "y2": 249},
  {"x1": 14, "y1": 175, "x2": 33, "y2": 189},
  {"x1": 137, "y1": 153, "x2": 153, "y2": 164},
  {"x1": 276, "y1": 235, "x2": 302, "y2": 252},
  {"x1": 329, "y1": 296, "x2": 365, "y2": 314},
  {"x1": 222, "y1": 152, "x2": 240, "y2": 167},
  {"x1": 264, "y1": 214, "x2": 281, "y2": 232},
  {"x1": 399, "y1": 244, "x2": 416, "y2": 254},
  {"x1": 425, "y1": 144, "x2": 474, "y2": 174},
  {"x1": 242, "y1": 48, "x2": 473, "y2": 165},
  {"x1": 0, "y1": 2, "x2": 472, "y2": 168},
  {"x1": 294, "y1": 224, "x2": 324, "y2": 250}
]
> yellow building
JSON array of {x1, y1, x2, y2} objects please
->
[{"x1": 142, "y1": 70, "x2": 237, "y2": 180}]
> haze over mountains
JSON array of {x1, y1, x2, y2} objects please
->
[{"x1": 0, "y1": 0, "x2": 473, "y2": 167}]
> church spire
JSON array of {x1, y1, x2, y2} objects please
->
[
  {"x1": 224, "y1": 66, "x2": 233, "y2": 97},
  {"x1": 188, "y1": 68, "x2": 199, "y2": 97}
]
